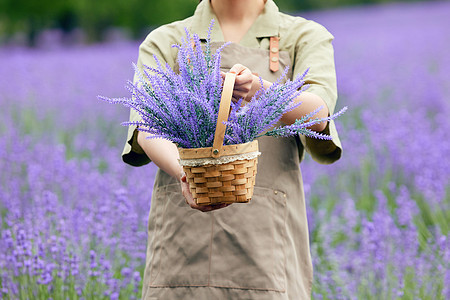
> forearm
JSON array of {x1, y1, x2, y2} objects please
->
[
  {"x1": 247, "y1": 75, "x2": 329, "y2": 132},
  {"x1": 280, "y1": 91, "x2": 329, "y2": 131},
  {"x1": 137, "y1": 131, "x2": 183, "y2": 180}
]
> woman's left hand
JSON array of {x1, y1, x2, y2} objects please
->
[
  {"x1": 223, "y1": 64, "x2": 255, "y2": 102},
  {"x1": 181, "y1": 174, "x2": 231, "y2": 212}
]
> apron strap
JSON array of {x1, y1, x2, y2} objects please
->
[{"x1": 269, "y1": 36, "x2": 280, "y2": 72}]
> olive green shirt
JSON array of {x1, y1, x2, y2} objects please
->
[{"x1": 122, "y1": 0, "x2": 342, "y2": 166}]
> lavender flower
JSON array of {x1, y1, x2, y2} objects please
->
[
  {"x1": 0, "y1": 2, "x2": 448, "y2": 299},
  {"x1": 100, "y1": 20, "x2": 346, "y2": 148}
]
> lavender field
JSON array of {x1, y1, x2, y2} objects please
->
[{"x1": 1, "y1": 1, "x2": 449, "y2": 299}]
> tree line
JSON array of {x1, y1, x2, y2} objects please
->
[{"x1": 0, "y1": 0, "x2": 426, "y2": 46}]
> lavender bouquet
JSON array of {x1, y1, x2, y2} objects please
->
[{"x1": 100, "y1": 22, "x2": 346, "y2": 149}]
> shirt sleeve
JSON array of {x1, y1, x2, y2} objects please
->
[
  {"x1": 291, "y1": 20, "x2": 342, "y2": 164},
  {"x1": 121, "y1": 26, "x2": 179, "y2": 166}
]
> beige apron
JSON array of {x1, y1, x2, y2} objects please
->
[{"x1": 142, "y1": 42, "x2": 312, "y2": 300}]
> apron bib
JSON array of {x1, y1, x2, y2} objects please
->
[{"x1": 142, "y1": 42, "x2": 312, "y2": 300}]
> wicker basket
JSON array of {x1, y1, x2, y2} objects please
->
[{"x1": 178, "y1": 73, "x2": 260, "y2": 205}]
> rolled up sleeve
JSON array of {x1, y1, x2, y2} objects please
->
[
  {"x1": 291, "y1": 21, "x2": 342, "y2": 164},
  {"x1": 121, "y1": 25, "x2": 180, "y2": 166}
]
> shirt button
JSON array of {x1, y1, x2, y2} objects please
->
[
  {"x1": 271, "y1": 47, "x2": 279, "y2": 53},
  {"x1": 271, "y1": 57, "x2": 278, "y2": 62},
  {"x1": 274, "y1": 190, "x2": 278, "y2": 195}
]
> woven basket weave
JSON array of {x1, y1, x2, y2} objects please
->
[{"x1": 178, "y1": 73, "x2": 259, "y2": 205}]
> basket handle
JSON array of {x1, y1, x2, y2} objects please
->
[{"x1": 211, "y1": 72, "x2": 236, "y2": 158}]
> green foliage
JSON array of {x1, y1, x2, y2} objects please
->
[
  {"x1": 0, "y1": 0, "x2": 431, "y2": 45},
  {"x1": 0, "y1": 0, "x2": 72, "y2": 45},
  {"x1": 275, "y1": 0, "x2": 428, "y2": 12},
  {"x1": 0, "y1": 0, "x2": 199, "y2": 44}
]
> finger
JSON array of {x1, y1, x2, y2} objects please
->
[
  {"x1": 233, "y1": 84, "x2": 251, "y2": 93},
  {"x1": 212, "y1": 203, "x2": 231, "y2": 210},
  {"x1": 234, "y1": 75, "x2": 253, "y2": 88},
  {"x1": 181, "y1": 175, "x2": 232, "y2": 212},
  {"x1": 229, "y1": 64, "x2": 247, "y2": 75},
  {"x1": 182, "y1": 188, "x2": 207, "y2": 211},
  {"x1": 196, "y1": 203, "x2": 231, "y2": 212},
  {"x1": 232, "y1": 91, "x2": 248, "y2": 100},
  {"x1": 181, "y1": 175, "x2": 198, "y2": 207},
  {"x1": 231, "y1": 97, "x2": 242, "y2": 104},
  {"x1": 188, "y1": 197, "x2": 232, "y2": 212}
]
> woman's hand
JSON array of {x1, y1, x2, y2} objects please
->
[
  {"x1": 180, "y1": 173, "x2": 231, "y2": 212},
  {"x1": 223, "y1": 64, "x2": 257, "y2": 102},
  {"x1": 222, "y1": 65, "x2": 329, "y2": 132}
]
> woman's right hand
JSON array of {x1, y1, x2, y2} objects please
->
[
  {"x1": 222, "y1": 64, "x2": 258, "y2": 103},
  {"x1": 223, "y1": 63, "x2": 273, "y2": 104},
  {"x1": 180, "y1": 173, "x2": 231, "y2": 212}
]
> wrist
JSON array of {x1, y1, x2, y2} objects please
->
[
  {"x1": 246, "y1": 74, "x2": 261, "y2": 101},
  {"x1": 247, "y1": 74, "x2": 273, "y2": 101},
  {"x1": 176, "y1": 169, "x2": 185, "y2": 182}
]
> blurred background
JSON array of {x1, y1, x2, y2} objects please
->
[
  {"x1": 0, "y1": 0, "x2": 437, "y2": 46},
  {"x1": 0, "y1": 0, "x2": 448, "y2": 299}
]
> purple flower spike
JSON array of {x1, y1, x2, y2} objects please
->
[{"x1": 100, "y1": 19, "x2": 346, "y2": 148}]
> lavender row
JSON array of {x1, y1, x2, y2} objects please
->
[
  {"x1": 0, "y1": 126, "x2": 158, "y2": 298},
  {"x1": 301, "y1": 1, "x2": 450, "y2": 298}
]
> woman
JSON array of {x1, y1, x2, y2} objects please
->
[{"x1": 122, "y1": 0, "x2": 342, "y2": 299}]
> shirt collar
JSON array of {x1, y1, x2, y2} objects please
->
[{"x1": 190, "y1": 0, "x2": 280, "y2": 42}]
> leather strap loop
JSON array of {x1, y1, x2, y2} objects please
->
[{"x1": 269, "y1": 36, "x2": 280, "y2": 72}]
